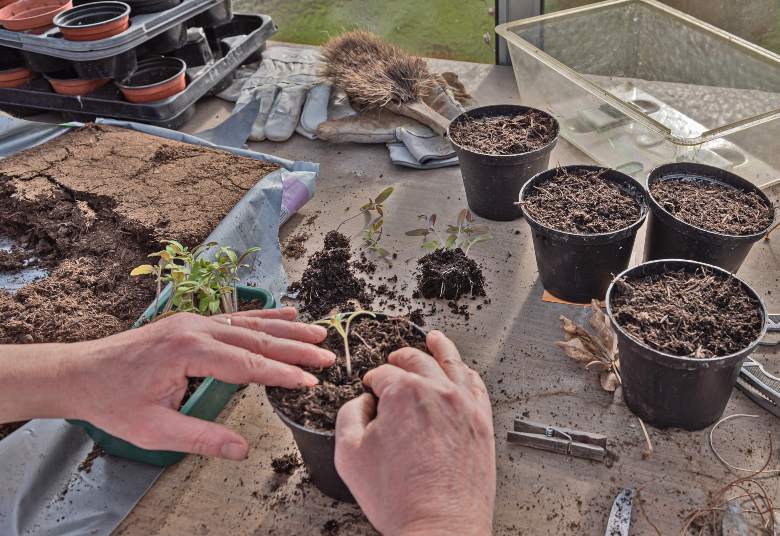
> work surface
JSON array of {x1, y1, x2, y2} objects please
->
[{"x1": 107, "y1": 55, "x2": 780, "y2": 535}]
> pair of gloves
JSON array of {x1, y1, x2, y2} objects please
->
[{"x1": 217, "y1": 45, "x2": 474, "y2": 169}]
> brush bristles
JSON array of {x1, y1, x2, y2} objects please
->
[{"x1": 322, "y1": 30, "x2": 435, "y2": 109}]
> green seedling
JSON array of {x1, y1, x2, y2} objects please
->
[
  {"x1": 131, "y1": 239, "x2": 260, "y2": 318},
  {"x1": 313, "y1": 311, "x2": 376, "y2": 377},
  {"x1": 406, "y1": 209, "x2": 492, "y2": 255},
  {"x1": 337, "y1": 186, "x2": 394, "y2": 258}
]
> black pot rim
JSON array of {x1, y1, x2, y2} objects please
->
[
  {"x1": 519, "y1": 164, "x2": 649, "y2": 241},
  {"x1": 267, "y1": 311, "x2": 428, "y2": 435},
  {"x1": 447, "y1": 104, "x2": 560, "y2": 159},
  {"x1": 605, "y1": 258, "x2": 768, "y2": 365},
  {"x1": 647, "y1": 163, "x2": 775, "y2": 241},
  {"x1": 54, "y1": 1, "x2": 130, "y2": 29},
  {"x1": 117, "y1": 56, "x2": 186, "y2": 89}
]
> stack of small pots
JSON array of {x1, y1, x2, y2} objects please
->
[{"x1": 449, "y1": 104, "x2": 775, "y2": 432}]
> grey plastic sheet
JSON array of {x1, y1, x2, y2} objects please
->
[{"x1": 0, "y1": 116, "x2": 319, "y2": 535}]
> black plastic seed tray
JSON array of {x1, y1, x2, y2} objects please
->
[
  {"x1": 0, "y1": 14, "x2": 275, "y2": 129},
  {"x1": 0, "y1": 0, "x2": 224, "y2": 60}
]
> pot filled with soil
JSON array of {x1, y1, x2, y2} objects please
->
[
  {"x1": 448, "y1": 104, "x2": 558, "y2": 221},
  {"x1": 117, "y1": 56, "x2": 186, "y2": 103},
  {"x1": 267, "y1": 312, "x2": 427, "y2": 501},
  {"x1": 519, "y1": 165, "x2": 648, "y2": 303},
  {"x1": 644, "y1": 163, "x2": 775, "y2": 272},
  {"x1": 45, "y1": 69, "x2": 110, "y2": 96},
  {"x1": 0, "y1": 0, "x2": 72, "y2": 33},
  {"x1": 54, "y1": 1, "x2": 130, "y2": 41},
  {"x1": 607, "y1": 259, "x2": 767, "y2": 430}
]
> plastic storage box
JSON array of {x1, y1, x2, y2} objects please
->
[{"x1": 496, "y1": 0, "x2": 780, "y2": 188}]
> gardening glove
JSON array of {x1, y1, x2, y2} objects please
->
[{"x1": 217, "y1": 45, "x2": 330, "y2": 142}]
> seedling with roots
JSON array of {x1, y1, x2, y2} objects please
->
[
  {"x1": 313, "y1": 311, "x2": 376, "y2": 377},
  {"x1": 131, "y1": 240, "x2": 260, "y2": 318},
  {"x1": 406, "y1": 209, "x2": 492, "y2": 254},
  {"x1": 336, "y1": 187, "x2": 394, "y2": 258}
]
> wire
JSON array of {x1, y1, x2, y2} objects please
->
[{"x1": 709, "y1": 413, "x2": 780, "y2": 474}]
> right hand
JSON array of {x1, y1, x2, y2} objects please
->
[{"x1": 335, "y1": 331, "x2": 495, "y2": 536}]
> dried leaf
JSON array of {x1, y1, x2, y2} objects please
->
[
  {"x1": 559, "y1": 316, "x2": 603, "y2": 358},
  {"x1": 130, "y1": 264, "x2": 155, "y2": 276},
  {"x1": 588, "y1": 300, "x2": 617, "y2": 362},
  {"x1": 600, "y1": 371, "x2": 619, "y2": 392},
  {"x1": 555, "y1": 338, "x2": 599, "y2": 364}
]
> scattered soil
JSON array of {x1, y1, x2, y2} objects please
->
[
  {"x1": 611, "y1": 267, "x2": 763, "y2": 358},
  {"x1": 522, "y1": 168, "x2": 642, "y2": 234},
  {"x1": 0, "y1": 421, "x2": 25, "y2": 441},
  {"x1": 271, "y1": 453, "x2": 301, "y2": 475},
  {"x1": 287, "y1": 231, "x2": 370, "y2": 320},
  {"x1": 281, "y1": 231, "x2": 309, "y2": 260},
  {"x1": 267, "y1": 315, "x2": 427, "y2": 431},
  {"x1": 449, "y1": 109, "x2": 557, "y2": 155},
  {"x1": 0, "y1": 246, "x2": 29, "y2": 271},
  {"x1": 650, "y1": 176, "x2": 773, "y2": 235},
  {"x1": 413, "y1": 248, "x2": 485, "y2": 300},
  {"x1": 78, "y1": 443, "x2": 105, "y2": 473}
]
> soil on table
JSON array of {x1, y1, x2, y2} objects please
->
[
  {"x1": 0, "y1": 124, "x2": 277, "y2": 441},
  {"x1": 281, "y1": 231, "x2": 309, "y2": 260},
  {"x1": 287, "y1": 231, "x2": 371, "y2": 320},
  {"x1": 413, "y1": 248, "x2": 485, "y2": 300},
  {"x1": 611, "y1": 267, "x2": 763, "y2": 359},
  {"x1": 449, "y1": 109, "x2": 557, "y2": 155},
  {"x1": 650, "y1": 176, "x2": 773, "y2": 235},
  {"x1": 522, "y1": 168, "x2": 642, "y2": 234},
  {"x1": 271, "y1": 453, "x2": 301, "y2": 474},
  {"x1": 267, "y1": 315, "x2": 427, "y2": 431}
]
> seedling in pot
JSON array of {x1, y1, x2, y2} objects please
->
[
  {"x1": 336, "y1": 186, "x2": 394, "y2": 258},
  {"x1": 313, "y1": 311, "x2": 376, "y2": 377},
  {"x1": 130, "y1": 239, "x2": 260, "y2": 318},
  {"x1": 406, "y1": 209, "x2": 491, "y2": 300}
]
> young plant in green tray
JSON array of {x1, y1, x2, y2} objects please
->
[
  {"x1": 130, "y1": 240, "x2": 260, "y2": 318},
  {"x1": 406, "y1": 208, "x2": 493, "y2": 254}
]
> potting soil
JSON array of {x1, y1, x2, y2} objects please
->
[
  {"x1": 449, "y1": 109, "x2": 556, "y2": 155},
  {"x1": 611, "y1": 267, "x2": 763, "y2": 358},
  {"x1": 650, "y1": 177, "x2": 773, "y2": 235},
  {"x1": 522, "y1": 168, "x2": 641, "y2": 234},
  {"x1": 267, "y1": 315, "x2": 427, "y2": 431},
  {"x1": 414, "y1": 248, "x2": 486, "y2": 300}
]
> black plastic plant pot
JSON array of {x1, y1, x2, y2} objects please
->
[
  {"x1": 172, "y1": 28, "x2": 213, "y2": 68},
  {"x1": 22, "y1": 51, "x2": 69, "y2": 74},
  {"x1": 0, "y1": 46, "x2": 23, "y2": 70},
  {"x1": 644, "y1": 163, "x2": 775, "y2": 272},
  {"x1": 448, "y1": 104, "x2": 559, "y2": 221},
  {"x1": 267, "y1": 312, "x2": 427, "y2": 502},
  {"x1": 192, "y1": 0, "x2": 232, "y2": 28},
  {"x1": 606, "y1": 259, "x2": 768, "y2": 431},
  {"x1": 123, "y1": 0, "x2": 180, "y2": 15},
  {"x1": 72, "y1": 48, "x2": 136, "y2": 79},
  {"x1": 518, "y1": 165, "x2": 648, "y2": 303},
  {"x1": 139, "y1": 22, "x2": 187, "y2": 56}
]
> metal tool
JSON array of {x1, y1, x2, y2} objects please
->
[
  {"x1": 736, "y1": 314, "x2": 780, "y2": 418},
  {"x1": 507, "y1": 418, "x2": 607, "y2": 462},
  {"x1": 605, "y1": 488, "x2": 634, "y2": 536},
  {"x1": 758, "y1": 314, "x2": 780, "y2": 347}
]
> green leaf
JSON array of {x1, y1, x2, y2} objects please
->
[
  {"x1": 445, "y1": 235, "x2": 457, "y2": 249},
  {"x1": 422, "y1": 240, "x2": 440, "y2": 250},
  {"x1": 209, "y1": 299, "x2": 221, "y2": 315},
  {"x1": 372, "y1": 218, "x2": 384, "y2": 232},
  {"x1": 130, "y1": 264, "x2": 155, "y2": 276},
  {"x1": 376, "y1": 206, "x2": 384, "y2": 217},
  {"x1": 463, "y1": 233, "x2": 493, "y2": 254},
  {"x1": 374, "y1": 186, "x2": 394, "y2": 204},
  {"x1": 405, "y1": 229, "x2": 429, "y2": 236}
]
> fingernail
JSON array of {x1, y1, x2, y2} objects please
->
[
  {"x1": 309, "y1": 325, "x2": 328, "y2": 338},
  {"x1": 303, "y1": 372, "x2": 319, "y2": 386},
  {"x1": 220, "y1": 442, "x2": 248, "y2": 461},
  {"x1": 320, "y1": 350, "x2": 336, "y2": 364}
]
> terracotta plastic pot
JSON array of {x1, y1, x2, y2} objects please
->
[
  {"x1": 117, "y1": 56, "x2": 186, "y2": 103},
  {"x1": 0, "y1": 0, "x2": 72, "y2": 34},
  {"x1": 45, "y1": 70, "x2": 110, "y2": 96},
  {"x1": 0, "y1": 65, "x2": 33, "y2": 88},
  {"x1": 54, "y1": 1, "x2": 130, "y2": 41}
]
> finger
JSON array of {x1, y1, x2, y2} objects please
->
[
  {"x1": 131, "y1": 407, "x2": 250, "y2": 460},
  {"x1": 363, "y1": 364, "x2": 409, "y2": 399},
  {"x1": 426, "y1": 330, "x2": 467, "y2": 385},
  {"x1": 223, "y1": 307, "x2": 298, "y2": 321},
  {"x1": 211, "y1": 315, "x2": 327, "y2": 344},
  {"x1": 388, "y1": 347, "x2": 448, "y2": 381},
  {"x1": 185, "y1": 340, "x2": 319, "y2": 388},
  {"x1": 336, "y1": 393, "x2": 376, "y2": 446},
  {"x1": 209, "y1": 323, "x2": 335, "y2": 368}
]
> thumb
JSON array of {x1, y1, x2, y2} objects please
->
[
  {"x1": 335, "y1": 393, "x2": 375, "y2": 448},
  {"x1": 131, "y1": 407, "x2": 249, "y2": 461}
]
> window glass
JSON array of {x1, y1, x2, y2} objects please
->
[
  {"x1": 544, "y1": 0, "x2": 780, "y2": 55},
  {"x1": 235, "y1": 0, "x2": 496, "y2": 63}
]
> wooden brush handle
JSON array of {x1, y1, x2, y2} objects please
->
[{"x1": 388, "y1": 100, "x2": 451, "y2": 136}]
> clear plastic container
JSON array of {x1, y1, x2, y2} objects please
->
[{"x1": 496, "y1": 0, "x2": 780, "y2": 188}]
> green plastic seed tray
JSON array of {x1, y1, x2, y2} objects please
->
[{"x1": 69, "y1": 284, "x2": 275, "y2": 467}]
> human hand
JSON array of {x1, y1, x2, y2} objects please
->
[
  {"x1": 335, "y1": 331, "x2": 495, "y2": 536},
  {"x1": 67, "y1": 307, "x2": 333, "y2": 460}
]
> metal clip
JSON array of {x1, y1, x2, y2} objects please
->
[{"x1": 508, "y1": 418, "x2": 607, "y2": 462}]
